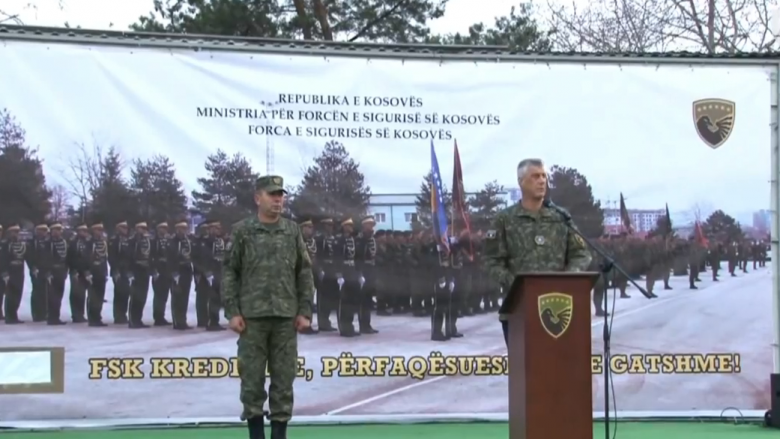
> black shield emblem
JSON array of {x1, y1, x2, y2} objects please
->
[{"x1": 692, "y1": 98, "x2": 735, "y2": 149}]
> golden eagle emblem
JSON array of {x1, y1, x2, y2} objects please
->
[
  {"x1": 538, "y1": 292, "x2": 573, "y2": 339},
  {"x1": 692, "y1": 99, "x2": 735, "y2": 149}
]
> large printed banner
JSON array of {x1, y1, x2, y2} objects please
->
[{"x1": 0, "y1": 40, "x2": 773, "y2": 423}]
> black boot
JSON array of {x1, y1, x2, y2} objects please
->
[
  {"x1": 247, "y1": 417, "x2": 265, "y2": 439},
  {"x1": 270, "y1": 420, "x2": 287, "y2": 439}
]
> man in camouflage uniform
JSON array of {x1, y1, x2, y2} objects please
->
[
  {"x1": 200, "y1": 220, "x2": 226, "y2": 331},
  {"x1": 394, "y1": 231, "x2": 410, "y2": 313},
  {"x1": 67, "y1": 224, "x2": 89, "y2": 323},
  {"x1": 167, "y1": 220, "x2": 195, "y2": 330},
  {"x1": 28, "y1": 223, "x2": 50, "y2": 322},
  {"x1": 128, "y1": 222, "x2": 152, "y2": 328},
  {"x1": 315, "y1": 218, "x2": 337, "y2": 331},
  {"x1": 223, "y1": 175, "x2": 314, "y2": 439},
  {"x1": 108, "y1": 221, "x2": 131, "y2": 324},
  {"x1": 356, "y1": 216, "x2": 379, "y2": 334},
  {"x1": 299, "y1": 219, "x2": 318, "y2": 335},
  {"x1": 687, "y1": 237, "x2": 700, "y2": 289},
  {"x1": 46, "y1": 223, "x2": 69, "y2": 325},
  {"x1": 739, "y1": 240, "x2": 750, "y2": 273},
  {"x1": 428, "y1": 238, "x2": 452, "y2": 341},
  {"x1": 192, "y1": 221, "x2": 210, "y2": 327},
  {"x1": 644, "y1": 237, "x2": 667, "y2": 296},
  {"x1": 85, "y1": 223, "x2": 110, "y2": 326},
  {"x1": 708, "y1": 241, "x2": 722, "y2": 281},
  {"x1": 335, "y1": 218, "x2": 360, "y2": 337},
  {"x1": 483, "y1": 159, "x2": 592, "y2": 345},
  {"x1": 151, "y1": 222, "x2": 172, "y2": 326},
  {"x1": 374, "y1": 230, "x2": 392, "y2": 315},
  {"x1": 2, "y1": 224, "x2": 27, "y2": 324},
  {"x1": 727, "y1": 241, "x2": 738, "y2": 276}
]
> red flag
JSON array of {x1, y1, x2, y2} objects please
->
[
  {"x1": 694, "y1": 221, "x2": 708, "y2": 246},
  {"x1": 451, "y1": 140, "x2": 472, "y2": 257}
]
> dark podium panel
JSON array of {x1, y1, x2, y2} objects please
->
[{"x1": 500, "y1": 272, "x2": 599, "y2": 439}]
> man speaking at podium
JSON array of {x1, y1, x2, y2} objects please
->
[{"x1": 483, "y1": 158, "x2": 592, "y2": 345}]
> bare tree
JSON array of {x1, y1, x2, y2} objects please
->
[
  {"x1": 1, "y1": 1, "x2": 65, "y2": 26},
  {"x1": 55, "y1": 138, "x2": 123, "y2": 216},
  {"x1": 49, "y1": 184, "x2": 70, "y2": 222},
  {"x1": 546, "y1": 0, "x2": 778, "y2": 52},
  {"x1": 684, "y1": 201, "x2": 715, "y2": 224}
]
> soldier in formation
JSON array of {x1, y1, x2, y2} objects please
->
[{"x1": 0, "y1": 216, "x2": 767, "y2": 336}]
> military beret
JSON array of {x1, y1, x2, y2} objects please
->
[
  {"x1": 76, "y1": 224, "x2": 88, "y2": 231},
  {"x1": 49, "y1": 223, "x2": 63, "y2": 230},
  {"x1": 116, "y1": 221, "x2": 128, "y2": 228},
  {"x1": 91, "y1": 223, "x2": 104, "y2": 229},
  {"x1": 299, "y1": 219, "x2": 314, "y2": 227},
  {"x1": 135, "y1": 222, "x2": 148, "y2": 228},
  {"x1": 7, "y1": 224, "x2": 20, "y2": 231},
  {"x1": 320, "y1": 218, "x2": 333, "y2": 224},
  {"x1": 35, "y1": 223, "x2": 49, "y2": 230},
  {"x1": 175, "y1": 221, "x2": 189, "y2": 228},
  {"x1": 341, "y1": 218, "x2": 354, "y2": 226},
  {"x1": 157, "y1": 222, "x2": 168, "y2": 228},
  {"x1": 361, "y1": 216, "x2": 376, "y2": 225}
]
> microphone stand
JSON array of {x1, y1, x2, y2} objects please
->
[{"x1": 550, "y1": 206, "x2": 656, "y2": 439}]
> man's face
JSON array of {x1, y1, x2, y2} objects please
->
[
  {"x1": 343, "y1": 224, "x2": 354, "y2": 235},
  {"x1": 78, "y1": 229, "x2": 89, "y2": 238},
  {"x1": 51, "y1": 228, "x2": 62, "y2": 239},
  {"x1": 324, "y1": 223, "x2": 333, "y2": 234},
  {"x1": 520, "y1": 165, "x2": 547, "y2": 200},
  {"x1": 176, "y1": 226, "x2": 187, "y2": 237},
  {"x1": 92, "y1": 228, "x2": 104, "y2": 239},
  {"x1": 117, "y1": 225, "x2": 128, "y2": 236},
  {"x1": 157, "y1": 226, "x2": 168, "y2": 237},
  {"x1": 362, "y1": 223, "x2": 375, "y2": 234},
  {"x1": 209, "y1": 224, "x2": 221, "y2": 236},
  {"x1": 35, "y1": 228, "x2": 47, "y2": 237},
  {"x1": 255, "y1": 190, "x2": 285, "y2": 214},
  {"x1": 136, "y1": 226, "x2": 148, "y2": 236},
  {"x1": 7, "y1": 230, "x2": 18, "y2": 239},
  {"x1": 302, "y1": 224, "x2": 313, "y2": 238}
]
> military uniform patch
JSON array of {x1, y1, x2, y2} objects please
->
[
  {"x1": 486, "y1": 229, "x2": 497, "y2": 239},
  {"x1": 534, "y1": 235, "x2": 545, "y2": 245},
  {"x1": 574, "y1": 234, "x2": 585, "y2": 247}
]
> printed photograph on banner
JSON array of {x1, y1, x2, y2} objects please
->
[{"x1": 0, "y1": 41, "x2": 773, "y2": 422}]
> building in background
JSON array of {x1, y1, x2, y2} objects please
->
[
  {"x1": 753, "y1": 209, "x2": 771, "y2": 234},
  {"x1": 602, "y1": 208, "x2": 665, "y2": 234},
  {"x1": 368, "y1": 192, "x2": 514, "y2": 231}
]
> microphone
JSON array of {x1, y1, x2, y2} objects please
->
[{"x1": 542, "y1": 199, "x2": 572, "y2": 222}]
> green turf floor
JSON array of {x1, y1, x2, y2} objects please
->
[{"x1": 0, "y1": 423, "x2": 776, "y2": 438}]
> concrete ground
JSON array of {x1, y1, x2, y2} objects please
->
[{"x1": 1, "y1": 265, "x2": 773, "y2": 420}]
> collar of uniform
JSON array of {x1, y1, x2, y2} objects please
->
[
  {"x1": 513, "y1": 203, "x2": 554, "y2": 219},
  {"x1": 249, "y1": 216, "x2": 285, "y2": 232}
]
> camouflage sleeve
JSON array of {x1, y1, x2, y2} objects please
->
[
  {"x1": 483, "y1": 213, "x2": 515, "y2": 289},
  {"x1": 294, "y1": 226, "x2": 315, "y2": 320},
  {"x1": 222, "y1": 226, "x2": 244, "y2": 320},
  {"x1": 565, "y1": 223, "x2": 592, "y2": 271}
]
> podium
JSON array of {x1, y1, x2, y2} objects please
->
[{"x1": 500, "y1": 271, "x2": 599, "y2": 439}]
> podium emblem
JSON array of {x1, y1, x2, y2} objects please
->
[{"x1": 538, "y1": 292, "x2": 573, "y2": 339}]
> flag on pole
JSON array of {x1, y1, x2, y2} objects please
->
[
  {"x1": 429, "y1": 140, "x2": 449, "y2": 251},
  {"x1": 451, "y1": 140, "x2": 473, "y2": 256},
  {"x1": 619, "y1": 193, "x2": 633, "y2": 234},
  {"x1": 664, "y1": 203, "x2": 673, "y2": 235}
]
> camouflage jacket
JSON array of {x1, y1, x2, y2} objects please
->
[
  {"x1": 222, "y1": 216, "x2": 314, "y2": 320},
  {"x1": 483, "y1": 203, "x2": 592, "y2": 290}
]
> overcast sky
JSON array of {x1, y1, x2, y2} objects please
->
[{"x1": 2, "y1": 0, "x2": 529, "y2": 36}]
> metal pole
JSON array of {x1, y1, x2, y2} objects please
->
[{"x1": 771, "y1": 66, "x2": 780, "y2": 373}]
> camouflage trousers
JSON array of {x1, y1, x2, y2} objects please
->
[{"x1": 238, "y1": 317, "x2": 298, "y2": 422}]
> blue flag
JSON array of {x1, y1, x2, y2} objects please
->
[{"x1": 429, "y1": 140, "x2": 449, "y2": 251}]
